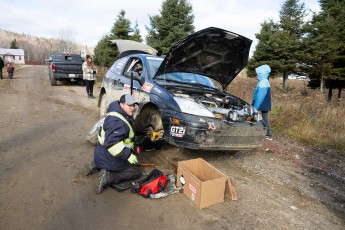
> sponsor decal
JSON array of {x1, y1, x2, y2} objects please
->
[
  {"x1": 123, "y1": 84, "x2": 130, "y2": 90},
  {"x1": 170, "y1": 126, "x2": 186, "y2": 138},
  {"x1": 123, "y1": 84, "x2": 137, "y2": 94},
  {"x1": 189, "y1": 183, "x2": 196, "y2": 194},
  {"x1": 141, "y1": 82, "x2": 153, "y2": 93}
]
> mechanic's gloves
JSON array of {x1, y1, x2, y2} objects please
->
[{"x1": 128, "y1": 154, "x2": 138, "y2": 164}]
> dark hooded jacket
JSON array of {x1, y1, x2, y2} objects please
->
[
  {"x1": 94, "y1": 100, "x2": 135, "y2": 171},
  {"x1": 252, "y1": 65, "x2": 272, "y2": 111}
]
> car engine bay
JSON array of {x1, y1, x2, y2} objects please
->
[{"x1": 172, "y1": 88, "x2": 258, "y2": 123}]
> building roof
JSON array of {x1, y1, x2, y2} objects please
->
[{"x1": 0, "y1": 48, "x2": 25, "y2": 56}]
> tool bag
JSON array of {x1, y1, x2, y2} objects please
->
[{"x1": 136, "y1": 169, "x2": 167, "y2": 198}]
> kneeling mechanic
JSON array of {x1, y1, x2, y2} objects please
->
[{"x1": 84, "y1": 94, "x2": 141, "y2": 194}]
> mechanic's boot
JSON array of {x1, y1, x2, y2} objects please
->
[
  {"x1": 96, "y1": 169, "x2": 109, "y2": 194},
  {"x1": 83, "y1": 161, "x2": 97, "y2": 176}
]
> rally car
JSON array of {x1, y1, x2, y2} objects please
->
[{"x1": 98, "y1": 27, "x2": 266, "y2": 151}]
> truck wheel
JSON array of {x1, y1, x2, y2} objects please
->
[
  {"x1": 100, "y1": 94, "x2": 108, "y2": 117},
  {"x1": 50, "y1": 77, "x2": 57, "y2": 86}
]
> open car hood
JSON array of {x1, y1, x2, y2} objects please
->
[
  {"x1": 110, "y1": 39, "x2": 158, "y2": 59},
  {"x1": 154, "y1": 27, "x2": 252, "y2": 89}
]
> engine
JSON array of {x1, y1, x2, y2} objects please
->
[{"x1": 174, "y1": 91, "x2": 258, "y2": 123}]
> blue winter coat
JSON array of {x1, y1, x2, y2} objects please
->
[
  {"x1": 94, "y1": 101, "x2": 135, "y2": 171},
  {"x1": 252, "y1": 65, "x2": 272, "y2": 111}
]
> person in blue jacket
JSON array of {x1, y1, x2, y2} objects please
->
[
  {"x1": 85, "y1": 94, "x2": 142, "y2": 194},
  {"x1": 252, "y1": 64, "x2": 272, "y2": 140}
]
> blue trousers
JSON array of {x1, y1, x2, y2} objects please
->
[{"x1": 261, "y1": 111, "x2": 272, "y2": 137}]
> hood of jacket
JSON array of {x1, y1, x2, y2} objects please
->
[{"x1": 256, "y1": 64, "x2": 271, "y2": 81}]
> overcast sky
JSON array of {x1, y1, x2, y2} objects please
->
[{"x1": 1, "y1": 0, "x2": 320, "y2": 54}]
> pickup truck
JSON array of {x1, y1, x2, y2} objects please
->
[{"x1": 48, "y1": 52, "x2": 84, "y2": 86}]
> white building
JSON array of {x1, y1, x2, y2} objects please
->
[{"x1": 0, "y1": 48, "x2": 25, "y2": 64}]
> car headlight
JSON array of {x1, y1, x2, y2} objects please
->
[{"x1": 174, "y1": 97, "x2": 215, "y2": 117}]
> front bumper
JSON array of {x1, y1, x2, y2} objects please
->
[{"x1": 162, "y1": 111, "x2": 266, "y2": 151}]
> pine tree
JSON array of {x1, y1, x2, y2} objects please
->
[
  {"x1": 110, "y1": 10, "x2": 133, "y2": 40},
  {"x1": 131, "y1": 21, "x2": 143, "y2": 42},
  {"x1": 93, "y1": 9, "x2": 142, "y2": 67},
  {"x1": 10, "y1": 39, "x2": 18, "y2": 49},
  {"x1": 248, "y1": 0, "x2": 307, "y2": 91},
  {"x1": 93, "y1": 35, "x2": 118, "y2": 67},
  {"x1": 146, "y1": 0, "x2": 194, "y2": 54}
]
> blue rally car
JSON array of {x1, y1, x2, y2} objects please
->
[{"x1": 98, "y1": 27, "x2": 266, "y2": 151}]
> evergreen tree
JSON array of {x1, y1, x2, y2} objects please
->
[
  {"x1": 93, "y1": 35, "x2": 118, "y2": 67},
  {"x1": 131, "y1": 21, "x2": 143, "y2": 42},
  {"x1": 248, "y1": 0, "x2": 307, "y2": 91},
  {"x1": 110, "y1": 10, "x2": 133, "y2": 40},
  {"x1": 307, "y1": 0, "x2": 345, "y2": 80},
  {"x1": 93, "y1": 9, "x2": 142, "y2": 67},
  {"x1": 146, "y1": 0, "x2": 194, "y2": 54},
  {"x1": 10, "y1": 39, "x2": 18, "y2": 49}
]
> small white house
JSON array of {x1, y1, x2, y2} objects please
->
[{"x1": 0, "y1": 48, "x2": 25, "y2": 65}]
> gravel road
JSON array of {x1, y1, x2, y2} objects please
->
[{"x1": 0, "y1": 65, "x2": 344, "y2": 230}]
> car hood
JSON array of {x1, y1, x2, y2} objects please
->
[
  {"x1": 154, "y1": 27, "x2": 252, "y2": 89},
  {"x1": 110, "y1": 39, "x2": 158, "y2": 59}
]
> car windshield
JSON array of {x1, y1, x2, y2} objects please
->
[
  {"x1": 146, "y1": 57, "x2": 164, "y2": 78},
  {"x1": 155, "y1": 72, "x2": 219, "y2": 89}
]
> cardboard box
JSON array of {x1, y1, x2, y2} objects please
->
[{"x1": 176, "y1": 158, "x2": 227, "y2": 209}]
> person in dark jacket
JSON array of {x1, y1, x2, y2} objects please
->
[
  {"x1": 252, "y1": 64, "x2": 272, "y2": 140},
  {"x1": 7, "y1": 63, "x2": 14, "y2": 79},
  {"x1": 0, "y1": 57, "x2": 4, "y2": 79},
  {"x1": 84, "y1": 94, "x2": 142, "y2": 194}
]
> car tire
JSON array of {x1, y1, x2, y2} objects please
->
[
  {"x1": 100, "y1": 94, "x2": 108, "y2": 117},
  {"x1": 134, "y1": 106, "x2": 163, "y2": 139},
  {"x1": 50, "y1": 76, "x2": 57, "y2": 86},
  {"x1": 86, "y1": 116, "x2": 106, "y2": 145}
]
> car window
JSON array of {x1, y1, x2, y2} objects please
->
[
  {"x1": 109, "y1": 57, "x2": 129, "y2": 75},
  {"x1": 71, "y1": 54, "x2": 83, "y2": 62},
  {"x1": 155, "y1": 72, "x2": 218, "y2": 89},
  {"x1": 53, "y1": 53, "x2": 82, "y2": 62},
  {"x1": 124, "y1": 58, "x2": 143, "y2": 76},
  {"x1": 146, "y1": 57, "x2": 164, "y2": 79}
]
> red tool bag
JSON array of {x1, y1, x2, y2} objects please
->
[{"x1": 137, "y1": 169, "x2": 167, "y2": 198}]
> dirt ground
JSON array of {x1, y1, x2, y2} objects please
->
[{"x1": 0, "y1": 65, "x2": 344, "y2": 230}]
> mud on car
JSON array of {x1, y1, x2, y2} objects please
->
[{"x1": 98, "y1": 27, "x2": 266, "y2": 151}]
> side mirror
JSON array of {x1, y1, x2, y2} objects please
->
[{"x1": 124, "y1": 71, "x2": 143, "y2": 85}]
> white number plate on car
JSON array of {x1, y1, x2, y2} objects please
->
[
  {"x1": 170, "y1": 126, "x2": 186, "y2": 138},
  {"x1": 69, "y1": 74, "x2": 75, "y2": 77}
]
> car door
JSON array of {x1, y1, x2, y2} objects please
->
[{"x1": 105, "y1": 56, "x2": 143, "y2": 104}]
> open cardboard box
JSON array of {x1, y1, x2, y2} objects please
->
[{"x1": 177, "y1": 158, "x2": 236, "y2": 209}]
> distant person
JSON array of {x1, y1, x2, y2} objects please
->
[
  {"x1": 0, "y1": 57, "x2": 4, "y2": 79},
  {"x1": 252, "y1": 64, "x2": 272, "y2": 140},
  {"x1": 84, "y1": 94, "x2": 142, "y2": 194},
  {"x1": 82, "y1": 55, "x2": 97, "y2": 99},
  {"x1": 7, "y1": 63, "x2": 14, "y2": 79}
]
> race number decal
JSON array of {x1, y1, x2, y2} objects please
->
[
  {"x1": 141, "y1": 82, "x2": 153, "y2": 93},
  {"x1": 170, "y1": 126, "x2": 186, "y2": 138}
]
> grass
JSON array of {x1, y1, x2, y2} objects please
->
[{"x1": 228, "y1": 73, "x2": 345, "y2": 151}]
